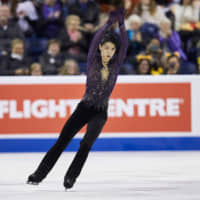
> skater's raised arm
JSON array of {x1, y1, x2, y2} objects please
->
[
  {"x1": 114, "y1": 8, "x2": 128, "y2": 67},
  {"x1": 87, "y1": 11, "x2": 118, "y2": 65}
]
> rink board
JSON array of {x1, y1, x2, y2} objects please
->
[
  {"x1": 0, "y1": 75, "x2": 200, "y2": 152},
  {"x1": 0, "y1": 137, "x2": 200, "y2": 152}
]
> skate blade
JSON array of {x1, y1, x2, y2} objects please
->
[{"x1": 27, "y1": 181, "x2": 39, "y2": 185}]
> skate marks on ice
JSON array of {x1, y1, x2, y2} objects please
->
[{"x1": 0, "y1": 152, "x2": 200, "y2": 200}]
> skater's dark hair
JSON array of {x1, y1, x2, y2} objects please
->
[{"x1": 100, "y1": 31, "x2": 120, "y2": 52}]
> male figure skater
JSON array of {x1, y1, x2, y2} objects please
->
[{"x1": 27, "y1": 8, "x2": 128, "y2": 189}]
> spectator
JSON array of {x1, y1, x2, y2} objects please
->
[
  {"x1": 39, "y1": 39, "x2": 63, "y2": 75},
  {"x1": 15, "y1": 0, "x2": 39, "y2": 37},
  {"x1": 135, "y1": 54, "x2": 152, "y2": 74},
  {"x1": 0, "y1": 39, "x2": 31, "y2": 75},
  {"x1": 38, "y1": 0, "x2": 63, "y2": 38},
  {"x1": 146, "y1": 38, "x2": 164, "y2": 74},
  {"x1": 59, "y1": 58, "x2": 80, "y2": 75},
  {"x1": 0, "y1": 5, "x2": 24, "y2": 53},
  {"x1": 134, "y1": 0, "x2": 166, "y2": 25},
  {"x1": 68, "y1": 0, "x2": 100, "y2": 31},
  {"x1": 171, "y1": 0, "x2": 199, "y2": 31},
  {"x1": 30, "y1": 62, "x2": 43, "y2": 75},
  {"x1": 126, "y1": 14, "x2": 142, "y2": 38},
  {"x1": 126, "y1": 14, "x2": 145, "y2": 58},
  {"x1": 164, "y1": 52, "x2": 181, "y2": 74},
  {"x1": 164, "y1": 51, "x2": 197, "y2": 74},
  {"x1": 158, "y1": 17, "x2": 187, "y2": 60},
  {"x1": 171, "y1": 0, "x2": 200, "y2": 55},
  {"x1": 58, "y1": 15, "x2": 88, "y2": 62}
]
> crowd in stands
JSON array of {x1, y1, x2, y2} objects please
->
[{"x1": 0, "y1": 0, "x2": 200, "y2": 76}]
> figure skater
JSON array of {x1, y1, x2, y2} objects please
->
[{"x1": 27, "y1": 8, "x2": 128, "y2": 189}]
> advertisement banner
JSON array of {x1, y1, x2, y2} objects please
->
[{"x1": 0, "y1": 82, "x2": 191, "y2": 134}]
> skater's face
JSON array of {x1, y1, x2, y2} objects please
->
[{"x1": 99, "y1": 42, "x2": 116, "y2": 64}]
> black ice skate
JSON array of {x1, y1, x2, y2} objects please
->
[
  {"x1": 64, "y1": 176, "x2": 76, "y2": 189},
  {"x1": 27, "y1": 173, "x2": 43, "y2": 185}
]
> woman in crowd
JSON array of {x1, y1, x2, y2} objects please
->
[
  {"x1": 134, "y1": 0, "x2": 166, "y2": 25},
  {"x1": 58, "y1": 14, "x2": 88, "y2": 62},
  {"x1": 158, "y1": 17, "x2": 187, "y2": 60}
]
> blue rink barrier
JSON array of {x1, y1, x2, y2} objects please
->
[{"x1": 0, "y1": 137, "x2": 200, "y2": 152}]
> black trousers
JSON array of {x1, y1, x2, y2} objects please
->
[{"x1": 33, "y1": 101, "x2": 107, "y2": 181}]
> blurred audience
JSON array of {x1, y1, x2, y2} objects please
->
[
  {"x1": 0, "y1": 0, "x2": 199, "y2": 75},
  {"x1": 39, "y1": 39, "x2": 63, "y2": 75},
  {"x1": 0, "y1": 4, "x2": 24, "y2": 54},
  {"x1": 30, "y1": 62, "x2": 43, "y2": 75},
  {"x1": 164, "y1": 52, "x2": 181, "y2": 74},
  {"x1": 134, "y1": 0, "x2": 166, "y2": 25},
  {"x1": 15, "y1": 0, "x2": 39, "y2": 37},
  {"x1": 126, "y1": 14, "x2": 145, "y2": 59},
  {"x1": 0, "y1": 38, "x2": 31, "y2": 75},
  {"x1": 158, "y1": 17, "x2": 187, "y2": 60},
  {"x1": 135, "y1": 54, "x2": 152, "y2": 74},
  {"x1": 145, "y1": 38, "x2": 164, "y2": 74},
  {"x1": 59, "y1": 58, "x2": 80, "y2": 75},
  {"x1": 171, "y1": 0, "x2": 200, "y2": 54},
  {"x1": 68, "y1": 0, "x2": 100, "y2": 30},
  {"x1": 171, "y1": 0, "x2": 199, "y2": 31},
  {"x1": 58, "y1": 14, "x2": 88, "y2": 62},
  {"x1": 38, "y1": 0, "x2": 63, "y2": 38}
]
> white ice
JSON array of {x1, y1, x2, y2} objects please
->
[{"x1": 0, "y1": 152, "x2": 200, "y2": 200}]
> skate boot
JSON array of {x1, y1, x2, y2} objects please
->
[
  {"x1": 63, "y1": 176, "x2": 76, "y2": 189},
  {"x1": 27, "y1": 171, "x2": 45, "y2": 185}
]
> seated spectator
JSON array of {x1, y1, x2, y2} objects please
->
[
  {"x1": 126, "y1": 14, "x2": 145, "y2": 58},
  {"x1": 126, "y1": 14, "x2": 142, "y2": 39},
  {"x1": 171, "y1": 0, "x2": 199, "y2": 31},
  {"x1": 158, "y1": 17, "x2": 187, "y2": 61},
  {"x1": 145, "y1": 38, "x2": 164, "y2": 74},
  {"x1": 30, "y1": 62, "x2": 43, "y2": 75},
  {"x1": 0, "y1": 5, "x2": 24, "y2": 54},
  {"x1": 59, "y1": 59, "x2": 80, "y2": 75},
  {"x1": 171, "y1": 0, "x2": 200, "y2": 54},
  {"x1": 39, "y1": 39, "x2": 63, "y2": 75},
  {"x1": 15, "y1": 0, "x2": 39, "y2": 37},
  {"x1": 164, "y1": 52, "x2": 181, "y2": 74},
  {"x1": 134, "y1": 0, "x2": 166, "y2": 25},
  {"x1": 38, "y1": 0, "x2": 63, "y2": 38},
  {"x1": 58, "y1": 15, "x2": 88, "y2": 62},
  {"x1": 164, "y1": 52, "x2": 197, "y2": 74},
  {"x1": 0, "y1": 39, "x2": 31, "y2": 75},
  {"x1": 68, "y1": 0, "x2": 100, "y2": 32},
  {"x1": 135, "y1": 54, "x2": 152, "y2": 74}
]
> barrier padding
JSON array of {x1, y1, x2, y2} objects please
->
[{"x1": 0, "y1": 137, "x2": 200, "y2": 152}]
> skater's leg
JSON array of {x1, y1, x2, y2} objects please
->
[
  {"x1": 64, "y1": 110, "x2": 107, "y2": 189},
  {"x1": 28, "y1": 102, "x2": 95, "y2": 184}
]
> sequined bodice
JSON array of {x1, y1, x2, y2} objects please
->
[{"x1": 81, "y1": 18, "x2": 128, "y2": 110}]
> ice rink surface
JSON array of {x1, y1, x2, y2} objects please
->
[{"x1": 0, "y1": 151, "x2": 200, "y2": 200}]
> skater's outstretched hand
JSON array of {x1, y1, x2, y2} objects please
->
[
  {"x1": 108, "y1": 10, "x2": 119, "y2": 24},
  {"x1": 116, "y1": 8, "x2": 125, "y2": 26}
]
